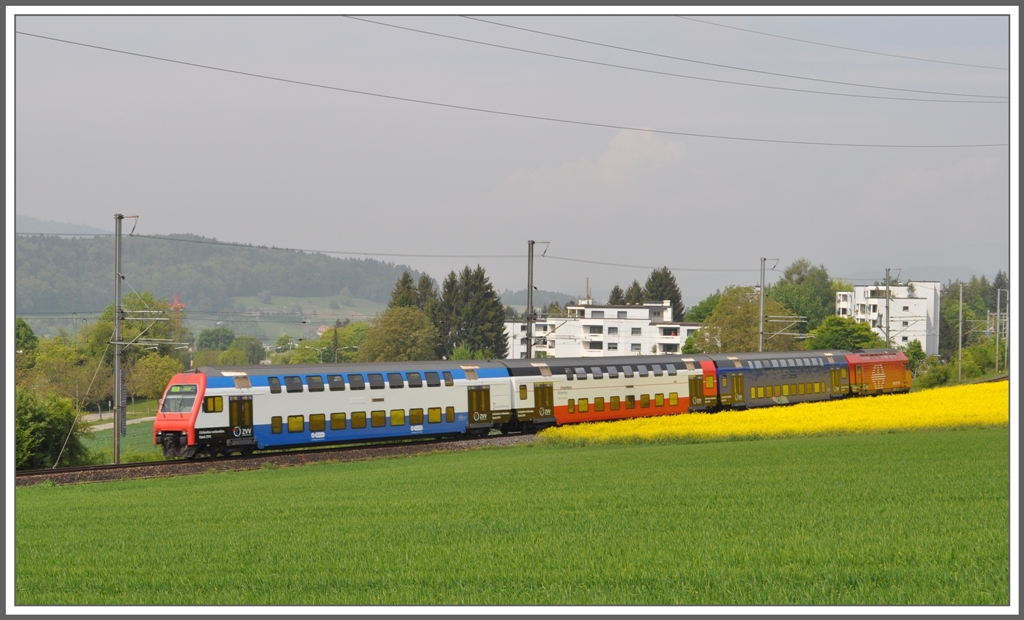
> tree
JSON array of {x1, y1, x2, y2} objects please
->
[
  {"x1": 15, "y1": 387, "x2": 93, "y2": 469},
  {"x1": 767, "y1": 259, "x2": 835, "y2": 332},
  {"x1": 902, "y1": 339, "x2": 927, "y2": 375},
  {"x1": 624, "y1": 280, "x2": 645, "y2": 305},
  {"x1": 128, "y1": 354, "x2": 184, "y2": 400},
  {"x1": 607, "y1": 285, "x2": 625, "y2": 306},
  {"x1": 388, "y1": 271, "x2": 418, "y2": 309},
  {"x1": 504, "y1": 305, "x2": 519, "y2": 320},
  {"x1": 197, "y1": 326, "x2": 236, "y2": 352},
  {"x1": 686, "y1": 286, "x2": 799, "y2": 353},
  {"x1": 803, "y1": 316, "x2": 886, "y2": 351},
  {"x1": 643, "y1": 267, "x2": 684, "y2": 322},
  {"x1": 193, "y1": 349, "x2": 221, "y2": 368},
  {"x1": 432, "y1": 266, "x2": 508, "y2": 360},
  {"x1": 15, "y1": 317, "x2": 38, "y2": 353},
  {"x1": 17, "y1": 335, "x2": 110, "y2": 408},
  {"x1": 217, "y1": 349, "x2": 250, "y2": 366},
  {"x1": 542, "y1": 301, "x2": 564, "y2": 317},
  {"x1": 685, "y1": 290, "x2": 721, "y2": 323},
  {"x1": 229, "y1": 335, "x2": 265, "y2": 365},
  {"x1": 87, "y1": 292, "x2": 176, "y2": 364},
  {"x1": 415, "y1": 273, "x2": 438, "y2": 313},
  {"x1": 357, "y1": 306, "x2": 438, "y2": 362},
  {"x1": 315, "y1": 320, "x2": 368, "y2": 364}
]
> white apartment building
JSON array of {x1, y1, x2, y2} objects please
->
[
  {"x1": 834, "y1": 282, "x2": 940, "y2": 355},
  {"x1": 505, "y1": 299, "x2": 701, "y2": 359}
]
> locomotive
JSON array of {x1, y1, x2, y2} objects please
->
[{"x1": 154, "y1": 349, "x2": 911, "y2": 459}]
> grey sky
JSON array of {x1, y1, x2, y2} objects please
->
[{"x1": 10, "y1": 9, "x2": 1014, "y2": 307}]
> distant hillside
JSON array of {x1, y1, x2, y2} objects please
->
[
  {"x1": 15, "y1": 234, "x2": 421, "y2": 314},
  {"x1": 499, "y1": 288, "x2": 580, "y2": 308},
  {"x1": 16, "y1": 214, "x2": 111, "y2": 235}
]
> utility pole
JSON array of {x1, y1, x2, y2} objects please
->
[
  {"x1": 526, "y1": 240, "x2": 534, "y2": 359},
  {"x1": 113, "y1": 214, "x2": 124, "y2": 464},
  {"x1": 758, "y1": 258, "x2": 778, "y2": 352},
  {"x1": 885, "y1": 267, "x2": 891, "y2": 347},
  {"x1": 958, "y1": 283, "x2": 963, "y2": 383}
]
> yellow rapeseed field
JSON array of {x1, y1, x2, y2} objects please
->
[{"x1": 538, "y1": 382, "x2": 1010, "y2": 447}]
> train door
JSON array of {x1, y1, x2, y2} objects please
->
[
  {"x1": 688, "y1": 374, "x2": 705, "y2": 410},
  {"x1": 731, "y1": 373, "x2": 745, "y2": 407},
  {"x1": 227, "y1": 395, "x2": 255, "y2": 452},
  {"x1": 830, "y1": 368, "x2": 841, "y2": 395},
  {"x1": 854, "y1": 365, "x2": 863, "y2": 393},
  {"x1": 534, "y1": 382, "x2": 554, "y2": 420},
  {"x1": 467, "y1": 385, "x2": 492, "y2": 432}
]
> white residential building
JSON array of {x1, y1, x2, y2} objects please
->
[
  {"x1": 505, "y1": 299, "x2": 701, "y2": 359},
  {"x1": 835, "y1": 282, "x2": 940, "y2": 355}
]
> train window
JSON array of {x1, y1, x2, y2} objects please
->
[
  {"x1": 352, "y1": 412, "x2": 367, "y2": 429},
  {"x1": 348, "y1": 374, "x2": 366, "y2": 390},
  {"x1": 407, "y1": 372, "x2": 423, "y2": 388},
  {"x1": 841, "y1": 368, "x2": 848, "y2": 378},
  {"x1": 774, "y1": 386, "x2": 781, "y2": 397},
  {"x1": 371, "y1": 410, "x2": 386, "y2": 427},
  {"x1": 310, "y1": 414, "x2": 326, "y2": 432},
  {"x1": 203, "y1": 396, "x2": 223, "y2": 413},
  {"x1": 425, "y1": 372, "x2": 441, "y2": 387},
  {"x1": 652, "y1": 365, "x2": 663, "y2": 377},
  {"x1": 640, "y1": 394, "x2": 650, "y2": 408},
  {"x1": 721, "y1": 375, "x2": 729, "y2": 389},
  {"x1": 785, "y1": 359, "x2": 794, "y2": 368},
  {"x1": 331, "y1": 413, "x2": 346, "y2": 430},
  {"x1": 594, "y1": 397, "x2": 605, "y2": 412},
  {"x1": 268, "y1": 377, "x2": 282, "y2": 394},
  {"x1": 284, "y1": 376, "x2": 303, "y2": 393},
  {"x1": 770, "y1": 360, "x2": 779, "y2": 369},
  {"x1": 669, "y1": 392, "x2": 678, "y2": 406},
  {"x1": 387, "y1": 373, "x2": 404, "y2": 389},
  {"x1": 519, "y1": 385, "x2": 528, "y2": 400},
  {"x1": 805, "y1": 383, "x2": 813, "y2": 394},
  {"x1": 606, "y1": 366, "x2": 618, "y2": 379},
  {"x1": 637, "y1": 365, "x2": 649, "y2": 378},
  {"x1": 610, "y1": 396, "x2": 621, "y2": 410},
  {"x1": 666, "y1": 364, "x2": 677, "y2": 376},
  {"x1": 795, "y1": 359, "x2": 803, "y2": 367},
  {"x1": 390, "y1": 409, "x2": 405, "y2": 426},
  {"x1": 578, "y1": 398, "x2": 589, "y2": 413},
  {"x1": 428, "y1": 407, "x2": 442, "y2": 424},
  {"x1": 445, "y1": 406, "x2": 455, "y2": 422},
  {"x1": 783, "y1": 384, "x2": 790, "y2": 396},
  {"x1": 750, "y1": 387, "x2": 757, "y2": 400},
  {"x1": 410, "y1": 408, "x2": 424, "y2": 425},
  {"x1": 622, "y1": 366, "x2": 634, "y2": 379},
  {"x1": 574, "y1": 367, "x2": 587, "y2": 380},
  {"x1": 591, "y1": 366, "x2": 603, "y2": 379},
  {"x1": 816, "y1": 382, "x2": 822, "y2": 393},
  {"x1": 327, "y1": 375, "x2": 346, "y2": 391},
  {"x1": 754, "y1": 361, "x2": 763, "y2": 369},
  {"x1": 288, "y1": 415, "x2": 304, "y2": 433},
  {"x1": 271, "y1": 416, "x2": 282, "y2": 434},
  {"x1": 655, "y1": 394, "x2": 664, "y2": 407},
  {"x1": 567, "y1": 399, "x2": 576, "y2": 414},
  {"x1": 802, "y1": 358, "x2": 811, "y2": 367},
  {"x1": 757, "y1": 387, "x2": 765, "y2": 398},
  {"x1": 798, "y1": 383, "x2": 805, "y2": 395},
  {"x1": 564, "y1": 369, "x2": 574, "y2": 381},
  {"x1": 369, "y1": 374, "x2": 385, "y2": 390},
  {"x1": 306, "y1": 376, "x2": 325, "y2": 392},
  {"x1": 620, "y1": 395, "x2": 632, "y2": 409},
  {"x1": 705, "y1": 376, "x2": 714, "y2": 390},
  {"x1": 443, "y1": 372, "x2": 454, "y2": 387}
]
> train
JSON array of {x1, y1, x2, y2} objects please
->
[{"x1": 153, "y1": 348, "x2": 911, "y2": 459}]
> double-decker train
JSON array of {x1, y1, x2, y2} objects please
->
[{"x1": 154, "y1": 349, "x2": 911, "y2": 459}]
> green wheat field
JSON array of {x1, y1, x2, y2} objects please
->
[{"x1": 15, "y1": 427, "x2": 1009, "y2": 606}]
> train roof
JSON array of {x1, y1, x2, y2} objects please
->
[
  {"x1": 193, "y1": 359, "x2": 511, "y2": 377},
  {"x1": 501, "y1": 355, "x2": 710, "y2": 376}
]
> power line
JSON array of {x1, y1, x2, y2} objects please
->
[
  {"x1": 460, "y1": 16, "x2": 1006, "y2": 100},
  {"x1": 678, "y1": 16, "x2": 1009, "y2": 71},
  {"x1": 15, "y1": 30, "x2": 1007, "y2": 149},
  {"x1": 541, "y1": 254, "x2": 758, "y2": 273},
  {"x1": 348, "y1": 16, "x2": 1003, "y2": 104}
]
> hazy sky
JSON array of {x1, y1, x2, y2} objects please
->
[{"x1": 9, "y1": 8, "x2": 1015, "y2": 307}]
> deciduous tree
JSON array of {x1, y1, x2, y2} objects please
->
[
  {"x1": 197, "y1": 325, "x2": 236, "y2": 352},
  {"x1": 803, "y1": 316, "x2": 885, "y2": 351},
  {"x1": 15, "y1": 388, "x2": 92, "y2": 469},
  {"x1": 687, "y1": 286, "x2": 799, "y2": 353},
  {"x1": 357, "y1": 306, "x2": 438, "y2": 362}
]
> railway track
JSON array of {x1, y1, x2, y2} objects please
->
[{"x1": 16, "y1": 433, "x2": 538, "y2": 487}]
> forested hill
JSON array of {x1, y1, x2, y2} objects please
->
[{"x1": 15, "y1": 234, "x2": 422, "y2": 314}]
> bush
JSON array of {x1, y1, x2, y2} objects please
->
[
  {"x1": 16, "y1": 388, "x2": 94, "y2": 469},
  {"x1": 917, "y1": 362, "x2": 952, "y2": 389}
]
